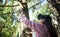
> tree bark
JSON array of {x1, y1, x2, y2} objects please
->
[
  {"x1": 19, "y1": 0, "x2": 29, "y2": 19},
  {"x1": 47, "y1": 0, "x2": 60, "y2": 33}
]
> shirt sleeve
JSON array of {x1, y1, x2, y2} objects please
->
[{"x1": 19, "y1": 14, "x2": 39, "y2": 30}]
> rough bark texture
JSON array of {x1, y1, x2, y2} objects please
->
[
  {"x1": 19, "y1": 0, "x2": 29, "y2": 19},
  {"x1": 47, "y1": 0, "x2": 60, "y2": 33}
]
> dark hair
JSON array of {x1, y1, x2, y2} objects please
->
[
  {"x1": 37, "y1": 14, "x2": 58, "y2": 37},
  {"x1": 37, "y1": 14, "x2": 46, "y2": 20},
  {"x1": 44, "y1": 15, "x2": 58, "y2": 37}
]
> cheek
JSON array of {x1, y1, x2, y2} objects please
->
[
  {"x1": 42, "y1": 20, "x2": 45, "y2": 23},
  {"x1": 39, "y1": 19, "x2": 45, "y2": 22},
  {"x1": 39, "y1": 20, "x2": 44, "y2": 23}
]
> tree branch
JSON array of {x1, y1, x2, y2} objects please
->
[
  {"x1": 28, "y1": 0, "x2": 44, "y2": 9},
  {"x1": 0, "y1": 5, "x2": 19, "y2": 7}
]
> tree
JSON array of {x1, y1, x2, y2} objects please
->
[
  {"x1": 47, "y1": 0, "x2": 60, "y2": 32},
  {"x1": 0, "y1": 0, "x2": 19, "y2": 37},
  {"x1": 18, "y1": 0, "x2": 29, "y2": 19},
  {"x1": 28, "y1": 0, "x2": 51, "y2": 22}
]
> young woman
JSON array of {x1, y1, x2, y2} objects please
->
[
  {"x1": 44, "y1": 15, "x2": 58, "y2": 37},
  {"x1": 20, "y1": 13, "x2": 50, "y2": 37},
  {"x1": 38, "y1": 14, "x2": 58, "y2": 37}
]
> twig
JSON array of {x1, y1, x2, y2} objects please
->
[
  {"x1": 0, "y1": 5, "x2": 19, "y2": 7},
  {"x1": 28, "y1": 0, "x2": 44, "y2": 9}
]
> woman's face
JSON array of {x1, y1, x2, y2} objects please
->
[{"x1": 39, "y1": 19, "x2": 45, "y2": 24}]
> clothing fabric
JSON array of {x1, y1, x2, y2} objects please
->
[{"x1": 20, "y1": 14, "x2": 50, "y2": 37}]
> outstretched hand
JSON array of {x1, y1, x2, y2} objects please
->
[
  {"x1": 19, "y1": 9, "x2": 25, "y2": 17},
  {"x1": 19, "y1": 9, "x2": 23, "y2": 14}
]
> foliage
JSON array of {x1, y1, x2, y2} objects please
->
[
  {"x1": 0, "y1": 0, "x2": 19, "y2": 37},
  {"x1": 1, "y1": 0, "x2": 58, "y2": 37},
  {"x1": 28, "y1": 0, "x2": 51, "y2": 22}
]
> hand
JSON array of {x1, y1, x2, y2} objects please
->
[{"x1": 18, "y1": 9, "x2": 23, "y2": 14}]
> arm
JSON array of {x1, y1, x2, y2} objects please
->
[{"x1": 20, "y1": 14, "x2": 38, "y2": 30}]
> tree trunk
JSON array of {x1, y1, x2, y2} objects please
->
[
  {"x1": 47, "y1": 0, "x2": 60, "y2": 33},
  {"x1": 19, "y1": 0, "x2": 29, "y2": 19}
]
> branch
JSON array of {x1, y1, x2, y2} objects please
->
[
  {"x1": 0, "y1": 5, "x2": 19, "y2": 7},
  {"x1": 4, "y1": 0, "x2": 7, "y2": 5},
  {"x1": 28, "y1": 0, "x2": 44, "y2": 9},
  {"x1": 0, "y1": 12, "x2": 16, "y2": 15}
]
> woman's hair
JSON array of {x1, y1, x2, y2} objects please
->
[
  {"x1": 37, "y1": 14, "x2": 58, "y2": 37},
  {"x1": 37, "y1": 14, "x2": 46, "y2": 20},
  {"x1": 44, "y1": 15, "x2": 58, "y2": 37}
]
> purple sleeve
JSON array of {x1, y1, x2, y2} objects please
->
[
  {"x1": 20, "y1": 14, "x2": 50, "y2": 37},
  {"x1": 20, "y1": 14, "x2": 38, "y2": 30}
]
